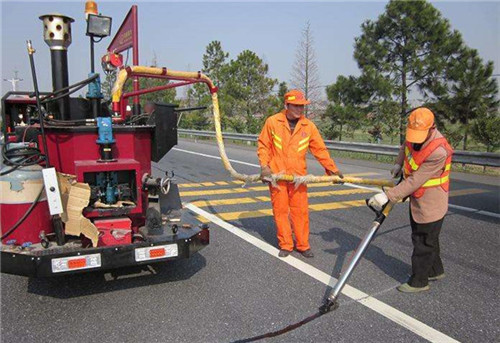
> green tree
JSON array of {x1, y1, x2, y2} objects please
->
[
  {"x1": 324, "y1": 75, "x2": 365, "y2": 141},
  {"x1": 428, "y1": 48, "x2": 499, "y2": 150},
  {"x1": 278, "y1": 82, "x2": 288, "y2": 99},
  {"x1": 471, "y1": 113, "x2": 500, "y2": 152},
  {"x1": 354, "y1": 0, "x2": 463, "y2": 144},
  {"x1": 224, "y1": 50, "x2": 278, "y2": 133},
  {"x1": 179, "y1": 111, "x2": 211, "y2": 130},
  {"x1": 263, "y1": 81, "x2": 287, "y2": 123},
  {"x1": 202, "y1": 41, "x2": 229, "y2": 87},
  {"x1": 188, "y1": 41, "x2": 230, "y2": 129},
  {"x1": 367, "y1": 99, "x2": 400, "y2": 144}
]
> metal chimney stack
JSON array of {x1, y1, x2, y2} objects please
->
[{"x1": 39, "y1": 13, "x2": 74, "y2": 120}]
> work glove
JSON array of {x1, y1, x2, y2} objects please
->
[
  {"x1": 367, "y1": 192, "x2": 389, "y2": 212},
  {"x1": 390, "y1": 164, "x2": 402, "y2": 178},
  {"x1": 260, "y1": 165, "x2": 272, "y2": 183}
]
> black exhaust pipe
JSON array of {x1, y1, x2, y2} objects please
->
[
  {"x1": 39, "y1": 14, "x2": 74, "y2": 120},
  {"x1": 50, "y1": 50, "x2": 70, "y2": 119}
]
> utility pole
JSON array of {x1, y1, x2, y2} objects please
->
[{"x1": 3, "y1": 71, "x2": 23, "y2": 91}]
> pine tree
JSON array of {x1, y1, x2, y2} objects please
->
[
  {"x1": 354, "y1": 0, "x2": 463, "y2": 143},
  {"x1": 324, "y1": 76, "x2": 365, "y2": 141},
  {"x1": 472, "y1": 113, "x2": 500, "y2": 152},
  {"x1": 224, "y1": 50, "x2": 277, "y2": 133},
  {"x1": 430, "y1": 48, "x2": 499, "y2": 150}
]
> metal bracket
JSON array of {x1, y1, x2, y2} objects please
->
[{"x1": 42, "y1": 167, "x2": 63, "y2": 215}]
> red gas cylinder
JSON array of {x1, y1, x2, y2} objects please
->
[{"x1": 0, "y1": 164, "x2": 52, "y2": 245}]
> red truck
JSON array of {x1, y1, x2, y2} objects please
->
[{"x1": 1, "y1": 2, "x2": 209, "y2": 277}]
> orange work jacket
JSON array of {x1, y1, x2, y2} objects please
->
[
  {"x1": 257, "y1": 110, "x2": 338, "y2": 176},
  {"x1": 403, "y1": 137, "x2": 453, "y2": 198}
]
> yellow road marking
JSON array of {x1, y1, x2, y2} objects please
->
[
  {"x1": 190, "y1": 196, "x2": 269, "y2": 207},
  {"x1": 309, "y1": 199, "x2": 367, "y2": 211},
  {"x1": 188, "y1": 187, "x2": 488, "y2": 210},
  {"x1": 180, "y1": 179, "x2": 381, "y2": 197},
  {"x1": 178, "y1": 183, "x2": 204, "y2": 189},
  {"x1": 178, "y1": 172, "x2": 380, "y2": 189},
  {"x1": 200, "y1": 182, "x2": 216, "y2": 187},
  {"x1": 189, "y1": 188, "x2": 374, "y2": 208},
  {"x1": 181, "y1": 183, "x2": 351, "y2": 197},
  {"x1": 187, "y1": 182, "x2": 491, "y2": 223},
  {"x1": 182, "y1": 188, "x2": 250, "y2": 196},
  {"x1": 195, "y1": 198, "x2": 369, "y2": 223}
]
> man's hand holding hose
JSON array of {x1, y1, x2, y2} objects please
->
[
  {"x1": 260, "y1": 165, "x2": 273, "y2": 184},
  {"x1": 326, "y1": 169, "x2": 344, "y2": 184}
]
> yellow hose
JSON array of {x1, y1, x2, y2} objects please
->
[{"x1": 112, "y1": 66, "x2": 394, "y2": 188}]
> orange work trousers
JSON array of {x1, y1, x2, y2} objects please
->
[{"x1": 269, "y1": 181, "x2": 309, "y2": 252}]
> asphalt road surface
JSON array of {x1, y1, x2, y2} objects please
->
[{"x1": 1, "y1": 139, "x2": 499, "y2": 343}]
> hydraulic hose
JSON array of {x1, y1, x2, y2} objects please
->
[
  {"x1": 1, "y1": 144, "x2": 45, "y2": 176},
  {"x1": 112, "y1": 66, "x2": 394, "y2": 188},
  {"x1": 33, "y1": 74, "x2": 99, "y2": 103}
]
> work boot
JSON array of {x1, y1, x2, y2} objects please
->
[
  {"x1": 428, "y1": 273, "x2": 445, "y2": 281},
  {"x1": 300, "y1": 249, "x2": 314, "y2": 258},
  {"x1": 397, "y1": 283, "x2": 430, "y2": 293},
  {"x1": 278, "y1": 249, "x2": 291, "y2": 258}
]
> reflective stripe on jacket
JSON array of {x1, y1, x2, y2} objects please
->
[
  {"x1": 403, "y1": 137, "x2": 453, "y2": 198},
  {"x1": 257, "y1": 110, "x2": 338, "y2": 176}
]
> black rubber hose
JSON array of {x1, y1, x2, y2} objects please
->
[
  {"x1": 27, "y1": 41, "x2": 51, "y2": 166},
  {"x1": 2, "y1": 145, "x2": 45, "y2": 166},
  {"x1": 41, "y1": 81, "x2": 89, "y2": 104},
  {"x1": 1, "y1": 145, "x2": 45, "y2": 176},
  {"x1": 0, "y1": 164, "x2": 21, "y2": 176},
  {"x1": 33, "y1": 74, "x2": 98, "y2": 100}
]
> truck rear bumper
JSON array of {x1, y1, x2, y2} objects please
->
[{"x1": 1, "y1": 226, "x2": 209, "y2": 277}]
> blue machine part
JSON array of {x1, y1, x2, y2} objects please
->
[
  {"x1": 86, "y1": 72, "x2": 103, "y2": 99},
  {"x1": 106, "y1": 183, "x2": 118, "y2": 204},
  {"x1": 96, "y1": 117, "x2": 115, "y2": 144},
  {"x1": 96, "y1": 172, "x2": 119, "y2": 204}
]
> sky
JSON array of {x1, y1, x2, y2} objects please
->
[{"x1": 1, "y1": 0, "x2": 499, "y2": 100}]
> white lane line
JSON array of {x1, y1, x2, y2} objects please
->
[
  {"x1": 185, "y1": 203, "x2": 460, "y2": 343},
  {"x1": 173, "y1": 147, "x2": 499, "y2": 219}
]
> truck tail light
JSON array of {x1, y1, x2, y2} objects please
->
[
  {"x1": 135, "y1": 244, "x2": 178, "y2": 262},
  {"x1": 51, "y1": 254, "x2": 101, "y2": 273}
]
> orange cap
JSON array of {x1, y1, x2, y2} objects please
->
[
  {"x1": 406, "y1": 107, "x2": 435, "y2": 143},
  {"x1": 284, "y1": 89, "x2": 311, "y2": 105},
  {"x1": 85, "y1": 1, "x2": 98, "y2": 18}
]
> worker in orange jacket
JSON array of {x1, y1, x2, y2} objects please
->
[{"x1": 257, "y1": 89, "x2": 343, "y2": 258}]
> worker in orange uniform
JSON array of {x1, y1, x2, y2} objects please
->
[
  {"x1": 257, "y1": 89, "x2": 343, "y2": 258},
  {"x1": 368, "y1": 107, "x2": 453, "y2": 292}
]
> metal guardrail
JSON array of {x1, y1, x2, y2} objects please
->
[{"x1": 178, "y1": 129, "x2": 500, "y2": 167}]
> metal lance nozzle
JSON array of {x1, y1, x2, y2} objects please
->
[{"x1": 39, "y1": 13, "x2": 74, "y2": 120}]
